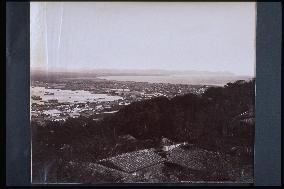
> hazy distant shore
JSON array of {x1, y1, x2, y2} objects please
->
[
  {"x1": 97, "y1": 75, "x2": 252, "y2": 86},
  {"x1": 31, "y1": 69, "x2": 252, "y2": 86}
]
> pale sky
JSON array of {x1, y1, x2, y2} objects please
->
[{"x1": 30, "y1": 2, "x2": 256, "y2": 76}]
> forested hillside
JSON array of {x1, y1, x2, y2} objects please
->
[{"x1": 32, "y1": 79, "x2": 255, "y2": 182}]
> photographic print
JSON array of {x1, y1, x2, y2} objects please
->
[{"x1": 30, "y1": 2, "x2": 256, "y2": 184}]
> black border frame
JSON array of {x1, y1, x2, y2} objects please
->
[{"x1": 5, "y1": 1, "x2": 282, "y2": 187}]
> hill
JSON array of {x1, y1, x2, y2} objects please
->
[{"x1": 31, "y1": 79, "x2": 255, "y2": 183}]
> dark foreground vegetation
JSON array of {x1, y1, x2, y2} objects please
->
[{"x1": 32, "y1": 79, "x2": 255, "y2": 183}]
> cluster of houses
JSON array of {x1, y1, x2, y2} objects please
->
[
  {"x1": 78, "y1": 139, "x2": 222, "y2": 183},
  {"x1": 31, "y1": 99, "x2": 123, "y2": 124}
]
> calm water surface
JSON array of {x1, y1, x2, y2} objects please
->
[
  {"x1": 31, "y1": 87, "x2": 123, "y2": 104},
  {"x1": 97, "y1": 75, "x2": 249, "y2": 86}
]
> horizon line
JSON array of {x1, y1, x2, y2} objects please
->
[{"x1": 30, "y1": 68, "x2": 254, "y2": 77}]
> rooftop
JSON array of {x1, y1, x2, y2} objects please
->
[{"x1": 99, "y1": 148, "x2": 164, "y2": 173}]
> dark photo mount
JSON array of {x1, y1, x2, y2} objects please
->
[
  {"x1": 6, "y1": 1, "x2": 30, "y2": 187},
  {"x1": 5, "y1": 1, "x2": 281, "y2": 187}
]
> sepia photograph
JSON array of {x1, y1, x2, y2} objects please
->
[{"x1": 30, "y1": 2, "x2": 256, "y2": 184}]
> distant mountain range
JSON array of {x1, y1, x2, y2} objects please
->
[
  {"x1": 30, "y1": 68, "x2": 253, "y2": 86},
  {"x1": 31, "y1": 68, "x2": 249, "y2": 77}
]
